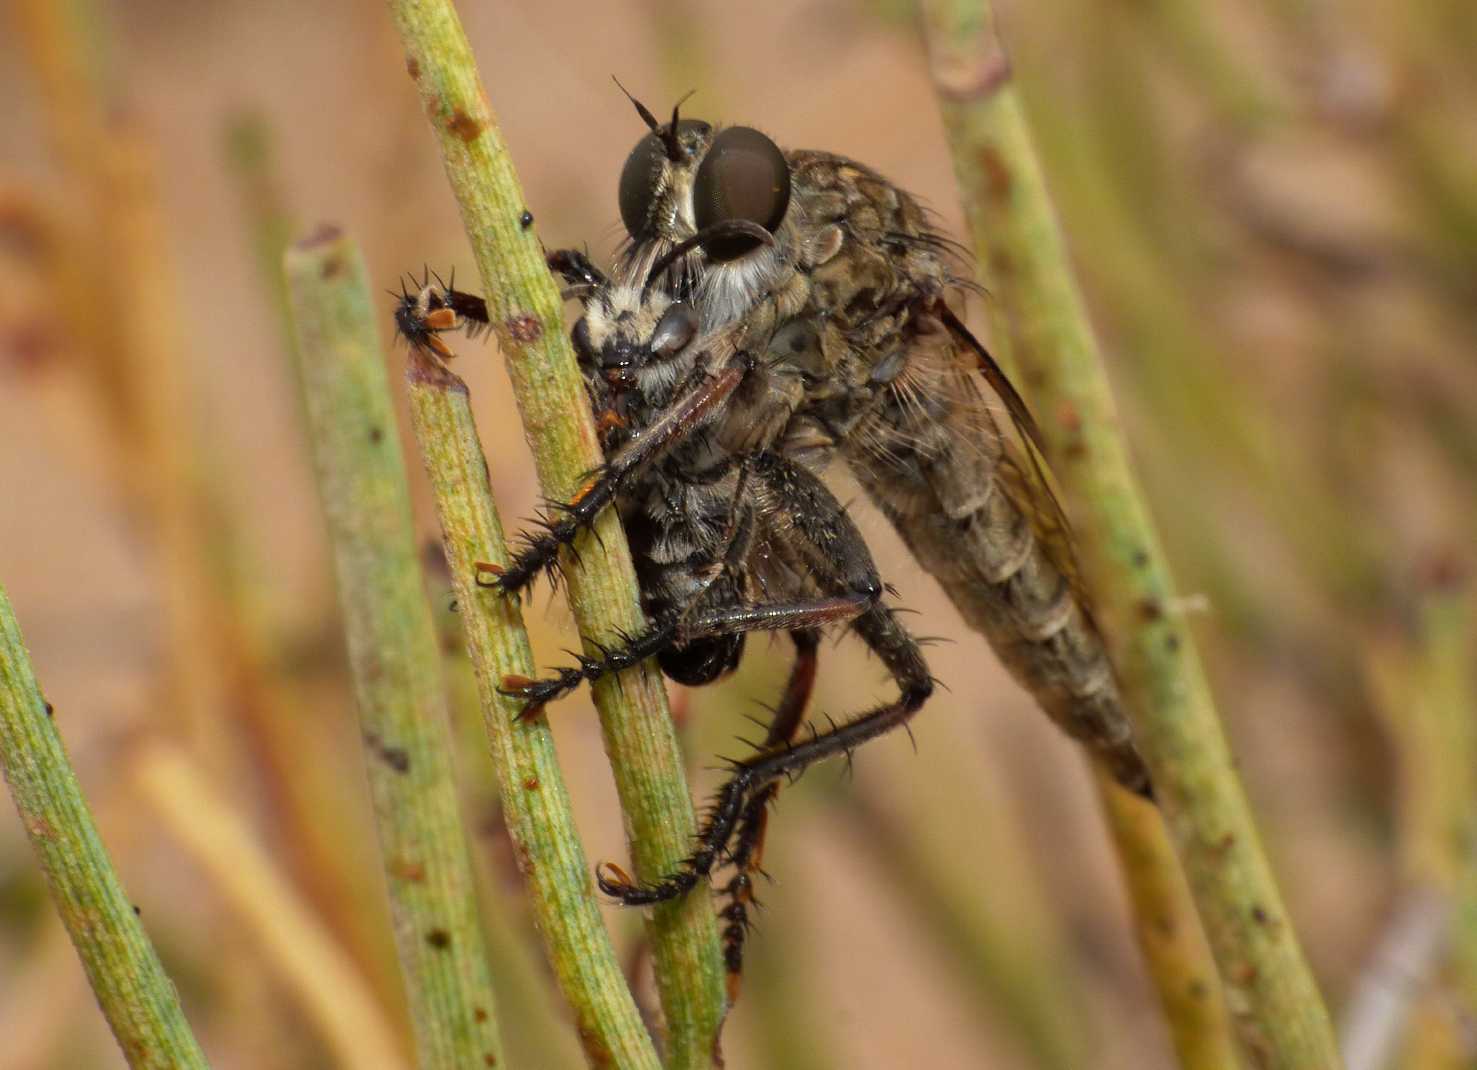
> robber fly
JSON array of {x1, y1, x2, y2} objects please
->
[
  {"x1": 397, "y1": 91, "x2": 1152, "y2": 991},
  {"x1": 586, "y1": 89, "x2": 1151, "y2": 793}
]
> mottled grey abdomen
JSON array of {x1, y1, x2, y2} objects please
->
[{"x1": 847, "y1": 399, "x2": 1151, "y2": 795}]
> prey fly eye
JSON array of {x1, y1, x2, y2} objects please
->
[
  {"x1": 619, "y1": 118, "x2": 713, "y2": 240},
  {"x1": 692, "y1": 127, "x2": 791, "y2": 261},
  {"x1": 649, "y1": 302, "x2": 698, "y2": 357}
]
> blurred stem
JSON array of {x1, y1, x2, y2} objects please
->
[
  {"x1": 404, "y1": 350, "x2": 660, "y2": 1070},
  {"x1": 133, "y1": 741, "x2": 409, "y2": 1070},
  {"x1": 284, "y1": 227, "x2": 505, "y2": 1070},
  {"x1": 219, "y1": 113, "x2": 411, "y2": 1008},
  {"x1": 225, "y1": 113, "x2": 298, "y2": 352},
  {"x1": 0, "y1": 586, "x2": 208, "y2": 1070},
  {"x1": 1094, "y1": 770, "x2": 1239, "y2": 1069},
  {"x1": 385, "y1": 0, "x2": 725, "y2": 1062},
  {"x1": 1368, "y1": 575, "x2": 1477, "y2": 1068},
  {"x1": 921, "y1": 4, "x2": 1341, "y2": 1067}
]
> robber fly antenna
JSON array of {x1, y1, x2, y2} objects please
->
[
  {"x1": 663, "y1": 89, "x2": 697, "y2": 161},
  {"x1": 612, "y1": 76, "x2": 661, "y2": 133}
]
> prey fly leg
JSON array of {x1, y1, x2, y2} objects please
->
[{"x1": 719, "y1": 628, "x2": 818, "y2": 993}]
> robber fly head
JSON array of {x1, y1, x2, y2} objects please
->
[
  {"x1": 392, "y1": 269, "x2": 490, "y2": 361},
  {"x1": 613, "y1": 82, "x2": 791, "y2": 274}
]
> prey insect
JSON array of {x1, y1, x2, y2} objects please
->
[{"x1": 391, "y1": 267, "x2": 490, "y2": 362}]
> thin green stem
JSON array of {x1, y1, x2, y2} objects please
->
[
  {"x1": 1094, "y1": 770, "x2": 1239, "y2": 1070},
  {"x1": 921, "y1": 3, "x2": 1341, "y2": 1067},
  {"x1": 0, "y1": 585, "x2": 209, "y2": 1070},
  {"x1": 283, "y1": 226, "x2": 505, "y2": 1070},
  {"x1": 384, "y1": 1, "x2": 725, "y2": 1063},
  {"x1": 404, "y1": 348, "x2": 660, "y2": 1070}
]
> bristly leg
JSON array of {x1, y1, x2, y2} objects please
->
[
  {"x1": 599, "y1": 604, "x2": 932, "y2": 907},
  {"x1": 478, "y1": 352, "x2": 754, "y2": 597},
  {"x1": 719, "y1": 629, "x2": 818, "y2": 997},
  {"x1": 546, "y1": 247, "x2": 607, "y2": 290},
  {"x1": 501, "y1": 598, "x2": 865, "y2": 719}
]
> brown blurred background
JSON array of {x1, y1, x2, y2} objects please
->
[{"x1": 2, "y1": 1, "x2": 1475, "y2": 1067}]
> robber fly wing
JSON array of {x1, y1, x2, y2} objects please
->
[{"x1": 934, "y1": 306, "x2": 1093, "y2": 609}]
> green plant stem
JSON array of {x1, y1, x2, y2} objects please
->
[
  {"x1": 283, "y1": 226, "x2": 505, "y2": 1070},
  {"x1": 1094, "y1": 770, "x2": 1239, "y2": 1069},
  {"x1": 1368, "y1": 575, "x2": 1477, "y2": 1068},
  {"x1": 384, "y1": 1, "x2": 725, "y2": 1062},
  {"x1": 404, "y1": 349, "x2": 660, "y2": 1070},
  {"x1": 0, "y1": 585, "x2": 209, "y2": 1070},
  {"x1": 921, "y1": 3, "x2": 1342, "y2": 1067}
]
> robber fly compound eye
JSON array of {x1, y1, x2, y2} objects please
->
[{"x1": 692, "y1": 126, "x2": 791, "y2": 261}]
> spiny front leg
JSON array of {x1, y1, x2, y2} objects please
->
[
  {"x1": 476, "y1": 474, "x2": 612, "y2": 595},
  {"x1": 477, "y1": 351, "x2": 753, "y2": 596}
]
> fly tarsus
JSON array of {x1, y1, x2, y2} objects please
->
[
  {"x1": 720, "y1": 789, "x2": 779, "y2": 997},
  {"x1": 498, "y1": 622, "x2": 678, "y2": 718},
  {"x1": 477, "y1": 485, "x2": 613, "y2": 596},
  {"x1": 546, "y1": 247, "x2": 607, "y2": 290}
]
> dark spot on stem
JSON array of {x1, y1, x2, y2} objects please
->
[
  {"x1": 1138, "y1": 598, "x2": 1163, "y2": 622},
  {"x1": 448, "y1": 109, "x2": 483, "y2": 142},
  {"x1": 426, "y1": 928, "x2": 451, "y2": 950},
  {"x1": 506, "y1": 313, "x2": 542, "y2": 343},
  {"x1": 1252, "y1": 905, "x2": 1272, "y2": 925},
  {"x1": 405, "y1": 56, "x2": 420, "y2": 80},
  {"x1": 522, "y1": 776, "x2": 540, "y2": 791},
  {"x1": 43, "y1": 701, "x2": 54, "y2": 717},
  {"x1": 484, "y1": 1056, "x2": 497, "y2": 1067},
  {"x1": 320, "y1": 255, "x2": 344, "y2": 279},
  {"x1": 977, "y1": 146, "x2": 1012, "y2": 203},
  {"x1": 391, "y1": 859, "x2": 426, "y2": 883},
  {"x1": 1420, "y1": 551, "x2": 1467, "y2": 592},
  {"x1": 368, "y1": 426, "x2": 383, "y2": 444},
  {"x1": 365, "y1": 731, "x2": 411, "y2": 774},
  {"x1": 1131, "y1": 548, "x2": 1150, "y2": 569},
  {"x1": 519, "y1": 209, "x2": 534, "y2": 229},
  {"x1": 133, "y1": 904, "x2": 142, "y2": 916},
  {"x1": 473, "y1": 1007, "x2": 489, "y2": 1023},
  {"x1": 1165, "y1": 633, "x2": 1181, "y2": 652},
  {"x1": 576, "y1": 1018, "x2": 615, "y2": 1068}
]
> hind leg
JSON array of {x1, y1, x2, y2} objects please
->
[{"x1": 719, "y1": 629, "x2": 819, "y2": 997}]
